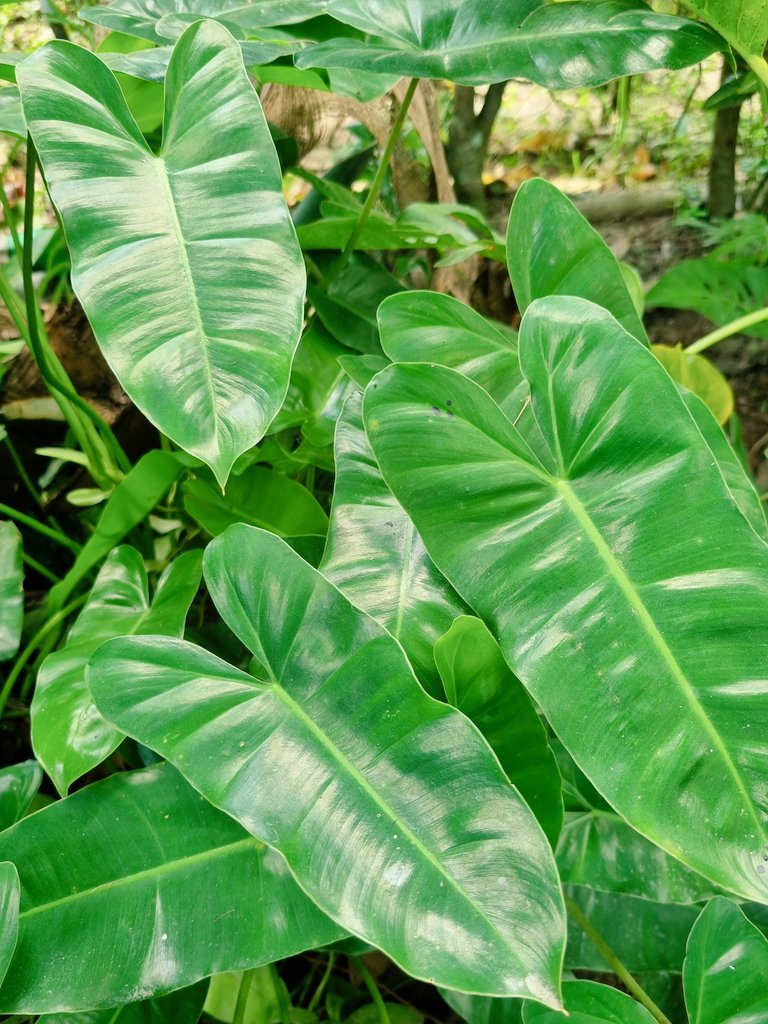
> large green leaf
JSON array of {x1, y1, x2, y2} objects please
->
[
  {"x1": 184, "y1": 466, "x2": 328, "y2": 540},
  {"x1": 0, "y1": 522, "x2": 22, "y2": 661},
  {"x1": 37, "y1": 981, "x2": 209, "y2": 1024},
  {"x1": 441, "y1": 989, "x2": 521, "y2": 1024},
  {"x1": 0, "y1": 862, "x2": 19, "y2": 990},
  {"x1": 377, "y1": 292, "x2": 524, "y2": 416},
  {"x1": 48, "y1": 451, "x2": 186, "y2": 613},
  {"x1": 89, "y1": 525, "x2": 566, "y2": 1005},
  {"x1": 18, "y1": 22, "x2": 305, "y2": 486},
  {"x1": 0, "y1": 85, "x2": 25, "y2": 138},
  {"x1": 297, "y1": 0, "x2": 719, "y2": 87},
  {"x1": 81, "y1": 0, "x2": 331, "y2": 42},
  {"x1": 434, "y1": 616, "x2": 562, "y2": 847},
  {"x1": 321, "y1": 393, "x2": 468, "y2": 696},
  {"x1": 683, "y1": 896, "x2": 768, "y2": 1024},
  {"x1": 0, "y1": 762, "x2": 43, "y2": 831},
  {"x1": 507, "y1": 179, "x2": 647, "y2": 345},
  {"x1": 363, "y1": 296, "x2": 768, "y2": 902},
  {"x1": 0, "y1": 763, "x2": 342, "y2": 1013},
  {"x1": 680, "y1": 0, "x2": 768, "y2": 61},
  {"x1": 33, "y1": 547, "x2": 202, "y2": 796},
  {"x1": 523, "y1": 980, "x2": 655, "y2": 1024},
  {"x1": 558, "y1": 811, "x2": 722, "y2": 903}
]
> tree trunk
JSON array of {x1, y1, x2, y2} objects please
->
[
  {"x1": 446, "y1": 83, "x2": 507, "y2": 212},
  {"x1": 707, "y1": 58, "x2": 744, "y2": 219}
]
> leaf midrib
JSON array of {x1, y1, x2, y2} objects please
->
[
  {"x1": 18, "y1": 836, "x2": 260, "y2": 921},
  {"x1": 270, "y1": 680, "x2": 533, "y2": 966}
]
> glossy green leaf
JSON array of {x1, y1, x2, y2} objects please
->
[
  {"x1": 204, "y1": 966, "x2": 317, "y2": 1024},
  {"x1": 297, "y1": 0, "x2": 719, "y2": 87},
  {"x1": 558, "y1": 810, "x2": 722, "y2": 903},
  {"x1": 434, "y1": 616, "x2": 562, "y2": 847},
  {"x1": 681, "y1": 0, "x2": 768, "y2": 60},
  {"x1": 523, "y1": 980, "x2": 654, "y2": 1024},
  {"x1": 19, "y1": 22, "x2": 305, "y2": 486},
  {"x1": 0, "y1": 762, "x2": 342, "y2": 1013},
  {"x1": 90, "y1": 524, "x2": 566, "y2": 1005},
  {"x1": 184, "y1": 466, "x2": 328, "y2": 540},
  {"x1": 565, "y1": 887, "x2": 696, "y2": 974},
  {"x1": 97, "y1": 37, "x2": 300, "y2": 83},
  {"x1": 364, "y1": 296, "x2": 768, "y2": 902},
  {"x1": 81, "y1": 0, "x2": 330, "y2": 42},
  {"x1": 0, "y1": 85, "x2": 25, "y2": 138},
  {"x1": 0, "y1": 762, "x2": 43, "y2": 831},
  {"x1": 441, "y1": 989, "x2": 521, "y2": 1024},
  {"x1": 37, "y1": 981, "x2": 209, "y2": 1024},
  {"x1": 0, "y1": 522, "x2": 23, "y2": 661},
  {"x1": 271, "y1": 320, "x2": 347, "y2": 432},
  {"x1": 681, "y1": 389, "x2": 768, "y2": 543},
  {"x1": 96, "y1": 33, "x2": 164, "y2": 132},
  {"x1": 33, "y1": 547, "x2": 202, "y2": 796},
  {"x1": 378, "y1": 292, "x2": 524, "y2": 417},
  {"x1": 321, "y1": 393, "x2": 468, "y2": 696},
  {"x1": 507, "y1": 178, "x2": 647, "y2": 345},
  {"x1": 683, "y1": 896, "x2": 768, "y2": 1024},
  {"x1": 0, "y1": 862, "x2": 19, "y2": 990},
  {"x1": 48, "y1": 451, "x2": 185, "y2": 613}
]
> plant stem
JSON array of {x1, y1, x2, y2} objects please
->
[
  {"x1": 0, "y1": 269, "x2": 31, "y2": 342},
  {"x1": 307, "y1": 952, "x2": 335, "y2": 1013},
  {"x1": 352, "y1": 956, "x2": 390, "y2": 1024},
  {"x1": 269, "y1": 962, "x2": 293, "y2": 1024},
  {"x1": 233, "y1": 968, "x2": 256, "y2": 1024},
  {"x1": 22, "y1": 551, "x2": 59, "y2": 583},
  {"x1": 745, "y1": 53, "x2": 768, "y2": 95},
  {"x1": 0, "y1": 502, "x2": 81, "y2": 553},
  {"x1": 0, "y1": 594, "x2": 86, "y2": 717},
  {"x1": 686, "y1": 306, "x2": 768, "y2": 354},
  {"x1": 0, "y1": 180, "x2": 23, "y2": 265},
  {"x1": 326, "y1": 78, "x2": 419, "y2": 286},
  {"x1": 565, "y1": 895, "x2": 672, "y2": 1024}
]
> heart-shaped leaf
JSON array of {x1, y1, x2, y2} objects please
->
[
  {"x1": 89, "y1": 524, "x2": 566, "y2": 1005},
  {"x1": 18, "y1": 22, "x2": 305, "y2": 486},
  {"x1": 0, "y1": 763, "x2": 342, "y2": 1013},
  {"x1": 297, "y1": 0, "x2": 719, "y2": 88},
  {"x1": 33, "y1": 547, "x2": 202, "y2": 796},
  {"x1": 364, "y1": 297, "x2": 768, "y2": 901}
]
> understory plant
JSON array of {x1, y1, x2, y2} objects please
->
[{"x1": 0, "y1": 2, "x2": 767, "y2": 1024}]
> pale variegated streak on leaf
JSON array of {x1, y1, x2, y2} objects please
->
[
  {"x1": 321, "y1": 393, "x2": 468, "y2": 696},
  {"x1": 557, "y1": 810, "x2": 724, "y2": 903},
  {"x1": 364, "y1": 296, "x2": 768, "y2": 902},
  {"x1": 681, "y1": 0, "x2": 767, "y2": 59},
  {"x1": 36, "y1": 981, "x2": 208, "y2": 1024},
  {"x1": 80, "y1": 0, "x2": 330, "y2": 42},
  {"x1": 0, "y1": 522, "x2": 23, "y2": 661},
  {"x1": 297, "y1": 0, "x2": 719, "y2": 87},
  {"x1": 17, "y1": 21, "x2": 305, "y2": 486},
  {"x1": 0, "y1": 763, "x2": 342, "y2": 1013},
  {"x1": 0, "y1": 862, "x2": 19, "y2": 990},
  {"x1": 89, "y1": 525, "x2": 566, "y2": 1006},
  {"x1": 32, "y1": 547, "x2": 201, "y2": 796},
  {"x1": 683, "y1": 897, "x2": 768, "y2": 1024}
]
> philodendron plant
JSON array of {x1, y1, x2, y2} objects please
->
[{"x1": 0, "y1": 1, "x2": 767, "y2": 1023}]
